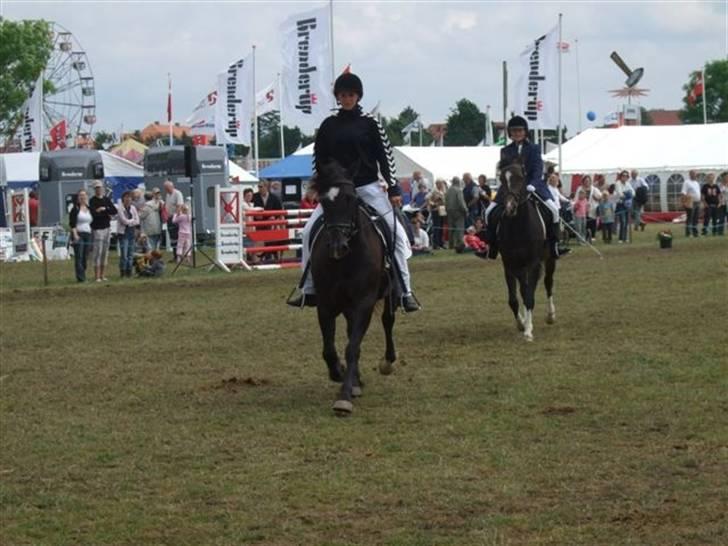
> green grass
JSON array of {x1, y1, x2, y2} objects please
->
[{"x1": 1, "y1": 232, "x2": 727, "y2": 545}]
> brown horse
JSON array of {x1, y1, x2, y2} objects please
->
[
  {"x1": 309, "y1": 162, "x2": 397, "y2": 416},
  {"x1": 497, "y1": 159, "x2": 557, "y2": 341}
]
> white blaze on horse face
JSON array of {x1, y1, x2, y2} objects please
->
[
  {"x1": 505, "y1": 170, "x2": 512, "y2": 189},
  {"x1": 326, "y1": 187, "x2": 340, "y2": 202}
]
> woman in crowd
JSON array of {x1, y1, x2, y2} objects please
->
[
  {"x1": 580, "y1": 176, "x2": 601, "y2": 243},
  {"x1": 89, "y1": 180, "x2": 117, "y2": 282},
  {"x1": 613, "y1": 170, "x2": 633, "y2": 243},
  {"x1": 139, "y1": 191, "x2": 162, "y2": 251},
  {"x1": 173, "y1": 203, "x2": 193, "y2": 265},
  {"x1": 117, "y1": 190, "x2": 140, "y2": 278},
  {"x1": 426, "y1": 178, "x2": 447, "y2": 250},
  {"x1": 718, "y1": 172, "x2": 728, "y2": 236},
  {"x1": 69, "y1": 189, "x2": 93, "y2": 282}
]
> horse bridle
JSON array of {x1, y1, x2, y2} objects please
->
[
  {"x1": 502, "y1": 164, "x2": 529, "y2": 210},
  {"x1": 323, "y1": 181, "x2": 359, "y2": 239}
]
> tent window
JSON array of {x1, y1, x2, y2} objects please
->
[
  {"x1": 644, "y1": 175, "x2": 661, "y2": 212},
  {"x1": 666, "y1": 174, "x2": 684, "y2": 211}
]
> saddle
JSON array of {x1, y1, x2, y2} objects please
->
[{"x1": 307, "y1": 199, "x2": 402, "y2": 300}]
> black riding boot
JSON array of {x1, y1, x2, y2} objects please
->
[
  {"x1": 286, "y1": 292, "x2": 317, "y2": 308},
  {"x1": 486, "y1": 210, "x2": 500, "y2": 259}
]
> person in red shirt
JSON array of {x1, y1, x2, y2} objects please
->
[
  {"x1": 463, "y1": 226, "x2": 488, "y2": 258},
  {"x1": 300, "y1": 187, "x2": 318, "y2": 210},
  {"x1": 28, "y1": 190, "x2": 39, "y2": 227}
]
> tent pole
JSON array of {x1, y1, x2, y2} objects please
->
[{"x1": 557, "y1": 13, "x2": 563, "y2": 177}]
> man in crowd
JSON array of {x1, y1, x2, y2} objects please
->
[
  {"x1": 408, "y1": 171, "x2": 429, "y2": 205},
  {"x1": 253, "y1": 181, "x2": 283, "y2": 261},
  {"x1": 462, "y1": 173, "x2": 479, "y2": 228},
  {"x1": 163, "y1": 180, "x2": 184, "y2": 260},
  {"x1": 681, "y1": 170, "x2": 702, "y2": 237},
  {"x1": 701, "y1": 173, "x2": 721, "y2": 236},
  {"x1": 410, "y1": 218, "x2": 431, "y2": 255},
  {"x1": 445, "y1": 177, "x2": 467, "y2": 250},
  {"x1": 629, "y1": 169, "x2": 649, "y2": 231}
]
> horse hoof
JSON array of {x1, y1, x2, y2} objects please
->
[
  {"x1": 352, "y1": 386, "x2": 363, "y2": 398},
  {"x1": 546, "y1": 314, "x2": 556, "y2": 325},
  {"x1": 332, "y1": 399, "x2": 353, "y2": 416},
  {"x1": 379, "y1": 359, "x2": 394, "y2": 376}
]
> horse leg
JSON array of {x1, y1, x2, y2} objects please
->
[
  {"x1": 379, "y1": 295, "x2": 397, "y2": 376},
  {"x1": 504, "y1": 267, "x2": 523, "y2": 331},
  {"x1": 317, "y1": 307, "x2": 343, "y2": 383},
  {"x1": 544, "y1": 257, "x2": 556, "y2": 324},
  {"x1": 333, "y1": 307, "x2": 374, "y2": 416},
  {"x1": 519, "y1": 265, "x2": 540, "y2": 342},
  {"x1": 345, "y1": 319, "x2": 364, "y2": 397}
]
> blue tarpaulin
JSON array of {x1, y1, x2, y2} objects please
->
[{"x1": 259, "y1": 153, "x2": 313, "y2": 180}]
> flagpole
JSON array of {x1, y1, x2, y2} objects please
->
[
  {"x1": 502, "y1": 61, "x2": 508, "y2": 143},
  {"x1": 329, "y1": 0, "x2": 336, "y2": 109},
  {"x1": 575, "y1": 38, "x2": 582, "y2": 133},
  {"x1": 419, "y1": 119, "x2": 423, "y2": 146},
  {"x1": 168, "y1": 73, "x2": 173, "y2": 146},
  {"x1": 277, "y1": 72, "x2": 285, "y2": 158},
  {"x1": 39, "y1": 73, "x2": 44, "y2": 151},
  {"x1": 252, "y1": 46, "x2": 260, "y2": 175},
  {"x1": 702, "y1": 66, "x2": 707, "y2": 124},
  {"x1": 557, "y1": 13, "x2": 563, "y2": 177}
]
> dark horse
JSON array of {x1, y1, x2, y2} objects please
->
[
  {"x1": 497, "y1": 159, "x2": 557, "y2": 342},
  {"x1": 309, "y1": 162, "x2": 397, "y2": 416}
]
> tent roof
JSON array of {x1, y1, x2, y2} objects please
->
[
  {"x1": 545, "y1": 123, "x2": 728, "y2": 174},
  {"x1": 393, "y1": 146, "x2": 503, "y2": 181},
  {"x1": 108, "y1": 138, "x2": 147, "y2": 164},
  {"x1": 259, "y1": 153, "x2": 312, "y2": 179},
  {"x1": 228, "y1": 159, "x2": 258, "y2": 182}
]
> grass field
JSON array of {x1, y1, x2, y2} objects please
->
[{"x1": 1, "y1": 232, "x2": 727, "y2": 545}]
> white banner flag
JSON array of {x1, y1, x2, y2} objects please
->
[
  {"x1": 21, "y1": 74, "x2": 43, "y2": 152},
  {"x1": 280, "y1": 6, "x2": 334, "y2": 132},
  {"x1": 186, "y1": 90, "x2": 217, "y2": 136},
  {"x1": 215, "y1": 54, "x2": 254, "y2": 146},
  {"x1": 256, "y1": 81, "x2": 278, "y2": 117},
  {"x1": 513, "y1": 26, "x2": 559, "y2": 130}
]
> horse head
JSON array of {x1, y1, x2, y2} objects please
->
[
  {"x1": 311, "y1": 161, "x2": 359, "y2": 260},
  {"x1": 499, "y1": 158, "x2": 527, "y2": 217}
]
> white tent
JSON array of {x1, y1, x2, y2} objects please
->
[
  {"x1": 227, "y1": 159, "x2": 258, "y2": 184},
  {"x1": 393, "y1": 146, "x2": 503, "y2": 185},
  {"x1": 544, "y1": 124, "x2": 728, "y2": 212}
]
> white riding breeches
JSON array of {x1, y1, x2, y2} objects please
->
[
  {"x1": 486, "y1": 197, "x2": 559, "y2": 224},
  {"x1": 300, "y1": 181, "x2": 413, "y2": 295}
]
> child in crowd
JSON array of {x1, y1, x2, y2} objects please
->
[
  {"x1": 573, "y1": 189, "x2": 589, "y2": 242},
  {"x1": 173, "y1": 204, "x2": 192, "y2": 265},
  {"x1": 138, "y1": 250, "x2": 165, "y2": 277},
  {"x1": 463, "y1": 225, "x2": 488, "y2": 259},
  {"x1": 597, "y1": 192, "x2": 615, "y2": 243}
]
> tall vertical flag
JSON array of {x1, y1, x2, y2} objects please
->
[
  {"x1": 167, "y1": 73, "x2": 173, "y2": 145},
  {"x1": 215, "y1": 53, "x2": 255, "y2": 146},
  {"x1": 280, "y1": 5, "x2": 335, "y2": 133},
  {"x1": 186, "y1": 90, "x2": 217, "y2": 136},
  {"x1": 484, "y1": 105, "x2": 494, "y2": 146},
  {"x1": 21, "y1": 73, "x2": 43, "y2": 152},
  {"x1": 49, "y1": 120, "x2": 66, "y2": 150},
  {"x1": 256, "y1": 80, "x2": 278, "y2": 116},
  {"x1": 513, "y1": 25, "x2": 560, "y2": 130}
]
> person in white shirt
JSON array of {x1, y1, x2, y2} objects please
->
[
  {"x1": 410, "y1": 218, "x2": 431, "y2": 255},
  {"x1": 580, "y1": 176, "x2": 602, "y2": 242},
  {"x1": 613, "y1": 170, "x2": 634, "y2": 243},
  {"x1": 681, "y1": 170, "x2": 702, "y2": 237},
  {"x1": 629, "y1": 169, "x2": 649, "y2": 231}
]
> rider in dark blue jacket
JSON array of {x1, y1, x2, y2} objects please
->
[{"x1": 485, "y1": 115, "x2": 570, "y2": 259}]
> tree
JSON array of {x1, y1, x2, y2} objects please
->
[
  {"x1": 381, "y1": 106, "x2": 432, "y2": 146},
  {"x1": 444, "y1": 99, "x2": 485, "y2": 146},
  {"x1": 256, "y1": 111, "x2": 313, "y2": 158},
  {"x1": 0, "y1": 19, "x2": 54, "y2": 139},
  {"x1": 680, "y1": 59, "x2": 728, "y2": 123},
  {"x1": 94, "y1": 131, "x2": 115, "y2": 150},
  {"x1": 640, "y1": 107, "x2": 653, "y2": 126}
]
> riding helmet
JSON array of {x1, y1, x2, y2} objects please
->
[
  {"x1": 507, "y1": 115, "x2": 529, "y2": 133},
  {"x1": 334, "y1": 73, "x2": 363, "y2": 99}
]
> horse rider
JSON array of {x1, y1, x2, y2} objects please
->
[
  {"x1": 485, "y1": 115, "x2": 570, "y2": 260},
  {"x1": 287, "y1": 72, "x2": 421, "y2": 313}
]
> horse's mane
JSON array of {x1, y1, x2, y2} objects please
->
[{"x1": 309, "y1": 161, "x2": 352, "y2": 195}]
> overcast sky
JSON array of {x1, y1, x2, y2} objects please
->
[{"x1": 3, "y1": 0, "x2": 727, "y2": 138}]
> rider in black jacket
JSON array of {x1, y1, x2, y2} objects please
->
[{"x1": 287, "y1": 73, "x2": 420, "y2": 312}]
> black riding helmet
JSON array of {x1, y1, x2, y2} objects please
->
[
  {"x1": 507, "y1": 115, "x2": 529, "y2": 133},
  {"x1": 333, "y1": 72, "x2": 363, "y2": 99}
]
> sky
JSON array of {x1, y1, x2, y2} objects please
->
[{"x1": 3, "y1": 0, "x2": 727, "y2": 139}]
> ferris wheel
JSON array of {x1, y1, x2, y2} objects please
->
[{"x1": 40, "y1": 22, "x2": 96, "y2": 148}]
